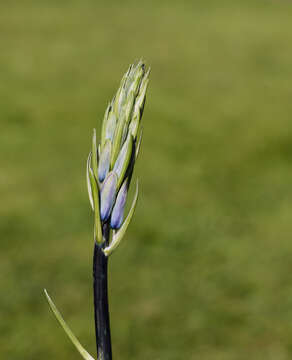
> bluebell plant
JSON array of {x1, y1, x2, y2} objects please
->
[{"x1": 45, "y1": 61, "x2": 150, "y2": 360}]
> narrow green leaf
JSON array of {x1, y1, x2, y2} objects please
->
[
  {"x1": 103, "y1": 180, "x2": 139, "y2": 256},
  {"x1": 44, "y1": 289, "x2": 95, "y2": 360}
]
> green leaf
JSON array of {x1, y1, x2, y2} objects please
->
[
  {"x1": 103, "y1": 180, "x2": 139, "y2": 256},
  {"x1": 44, "y1": 289, "x2": 95, "y2": 360}
]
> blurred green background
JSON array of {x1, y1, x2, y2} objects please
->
[{"x1": 1, "y1": 0, "x2": 292, "y2": 359}]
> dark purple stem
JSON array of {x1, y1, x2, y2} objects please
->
[{"x1": 93, "y1": 223, "x2": 112, "y2": 360}]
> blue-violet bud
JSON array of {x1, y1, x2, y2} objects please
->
[
  {"x1": 110, "y1": 180, "x2": 128, "y2": 229},
  {"x1": 100, "y1": 171, "x2": 118, "y2": 221},
  {"x1": 98, "y1": 140, "x2": 111, "y2": 182}
]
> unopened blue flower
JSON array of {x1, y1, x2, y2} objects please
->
[
  {"x1": 110, "y1": 181, "x2": 128, "y2": 229},
  {"x1": 100, "y1": 172, "x2": 118, "y2": 221},
  {"x1": 98, "y1": 140, "x2": 111, "y2": 182}
]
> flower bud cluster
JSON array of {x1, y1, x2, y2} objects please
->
[{"x1": 87, "y1": 61, "x2": 150, "y2": 256}]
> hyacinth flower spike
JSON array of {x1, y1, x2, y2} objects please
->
[{"x1": 45, "y1": 61, "x2": 150, "y2": 360}]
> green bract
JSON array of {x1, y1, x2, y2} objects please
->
[{"x1": 87, "y1": 61, "x2": 150, "y2": 255}]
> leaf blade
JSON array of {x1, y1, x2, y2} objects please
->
[{"x1": 44, "y1": 289, "x2": 95, "y2": 360}]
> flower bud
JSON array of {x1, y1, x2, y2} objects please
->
[
  {"x1": 105, "y1": 112, "x2": 117, "y2": 142},
  {"x1": 100, "y1": 171, "x2": 118, "y2": 221},
  {"x1": 98, "y1": 140, "x2": 111, "y2": 182},
  {"x1": 110, "y1": 181, "x2": 128, "y2": 229}
]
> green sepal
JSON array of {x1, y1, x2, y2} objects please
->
[
  {"x1": 44, "y1": 289, "x2": 95, "y2": 360},
  {"x1": 92, "y1": 129, "x2": 99, "y2": 181},
  {"x1": 103, "y1": 180, "x2": 139, "y2": 256},
  {"x1": 88, "y1": 154, "x2": 103, "y2": 244}
]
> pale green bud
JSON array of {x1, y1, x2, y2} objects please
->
[{"x1": 113, "y1": 134, "x2": 133, "y2": 189}]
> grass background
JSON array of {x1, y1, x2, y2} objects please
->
[{"x1": 1, "y1": 0, "x2": 292, "y2": 359}]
